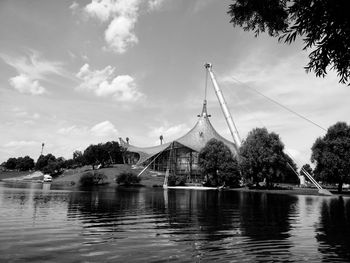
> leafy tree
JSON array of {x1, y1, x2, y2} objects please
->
[
  {"x1": 4, "y1": 157, "x2": 17, "y2": 170},
  {"x1": 83, "y1": 141, "x2": 124, "y2": 169},
  {"x1": 16, "y1": 156, "x2": 35, "y2": 171},
  {"x1": 300, "y1": 163, "x2": 313, "y2": 182},
  {"x1": 239, "y1": 127, "x2": 295, "y2": 187},
  {"x1": 300, "y1": 163, "x2": 313, "y2": 176},
  {"x1": 311, "y1": 122, "x2": 350, "y2": 193},
  {"x1": 103, "y1": 141, "x2": 123, "y2": 164},
  {"x1": 36, "y1": 154, "x2": 56, "y2": 171},
  {"x1": 73, "y1": 150, "x2": 85, "y2": 167},
  {"x1": 278, "y1": 153, "x2": 299, "y2": 184},
  {"x1": 83, "y1": 144, "x2": 109, "y2": 169},
  {"x1": 228, "y1": 0, "x2": 350, "y2": 85},
  {"x1": 198, "y1": 138, "x2": 240, "y2": 187}
]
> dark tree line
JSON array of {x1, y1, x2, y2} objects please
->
[
  {"x1": 2, "y1": 156, "x2": 35, "y2": 171},
  {"x1": 198, "y1": 131, "x2": 298, "y2": 188},
  {"x1": 199, "y1": 123, "x2": 350, "y2": 193},
  {"x1": 1, "y1": 140, "x2": 125, "y2": 175}
]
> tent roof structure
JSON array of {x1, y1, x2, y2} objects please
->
[{"x1": 123, "y1": 101, "x2": 237, "y2": 165}]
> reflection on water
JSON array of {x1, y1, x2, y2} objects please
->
[
  {"x1": 316, "y1": 197, "x2": 350, "y2": 261},
  {"x1": 0, "y1": 182, "x2": 350, "y2": 262}
]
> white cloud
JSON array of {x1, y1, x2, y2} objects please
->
[
  {"x1": 9, "y1": 74, "x2": 46, "y2": 95},
  {"x1": 76, "y1": 63, "x2": 144, "y2": 101},
  {"x1": 148, "y1": 0, "x2": 166, "y2": 11},
  {"x1": 57, "y1": 121, "x2": 118, "y2": 139},
  {"x1": 90, "y1": 121, "x2": 118, "y2": 137},
  {"x1": 0, "y1": 51, "x2": 63, "y2": 95},
  {"x1": 12, "y1": 108, "x2": 41, "y2": 120},
  {"x1": 82, "y1": 0, "x2": 164, "y2": 53},
  {"x1": 69, "y1": 1, "x2": 79, "y2": 11},
  {"x1": 104, "y1": 16, "x2": 138, "y2": 53},
  {"x1": 1, "y1": 51, "x2": 63, "y2": 79},
  {"x1": 4, "y1": 140, "x2": 38, "y2": 148},
  {"x1": 85, "y1": 0, "x2": 114, "y2": 21},
  {"x1": 57, "y1": 125, "x2": 86, "y2": 136}
]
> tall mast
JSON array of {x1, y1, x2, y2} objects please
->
[{"x1": 205, "y1": 63, "x2": 241, "y2": 149}]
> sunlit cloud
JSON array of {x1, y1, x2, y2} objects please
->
[
  {"x1": 148, "y1": 0, "x2": 166, "y2": 11},
  {"x1": 90, "y1": 120, "x2": 118, "y2": 137},
  {"x1": 58, "y1": 121, "x2": 118, "y2": 140},
  {"x1": 76, "y1": 63, "x2": 144, "y2": 102},
  {"x1": 0, "y1": 51, "x2": 64, "y2": 95},
  {"x1": 82, "y1": 0, "x2": 165, "y2": 53}
]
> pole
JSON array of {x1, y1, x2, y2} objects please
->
[{"x1": 205, "y1": 63, "x2": 241, "y2": 148}]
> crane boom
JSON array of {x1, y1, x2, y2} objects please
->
[{"x1": 205, "y1": 63, "x2": 241, "y2": 149}]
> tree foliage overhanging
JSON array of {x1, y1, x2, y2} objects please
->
[
  {"x1": 239, "y1": 127, "x2": 298, "y2": 187},
  {"x1": 228, "y1": 0, "x2": 350, "y2": 85},
  {"x1": 311, "y1": 122, "x2": 350, "y2": 192},
  {"x1": 198, "y1": 138, "x2": 240, "y2": 187}
]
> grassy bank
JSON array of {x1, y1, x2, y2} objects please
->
[
  {"x1": 53, "y1": 164, "x2": 165, "y2": 187},
  {"x1": 0, "y1": 171, "x2": 35, "y2": 180}
]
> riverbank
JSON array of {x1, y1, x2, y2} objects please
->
[
  {"x1": 2, "y1": 166, "x2": 349, "y2": 196},
  {"x1": 0, "y1": 164, "x2": 165, "y2": 187}
]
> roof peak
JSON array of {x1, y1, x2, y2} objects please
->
[{"x1": 199, "y1": 100, "x2": 211, "y2": 118}]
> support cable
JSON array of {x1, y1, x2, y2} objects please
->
[
  {"x1": 137, "y1": 146, "x2": 169, "y2": 177},
  {"x1": 230, "y1": 76, "x2": 327, "y2": 132}
]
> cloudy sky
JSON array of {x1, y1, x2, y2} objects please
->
[{"x1": 0, "y1": 0, "x2": 349, "y2": 167}]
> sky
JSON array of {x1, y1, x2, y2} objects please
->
[{"x1": 0, "y1": 0, "x2": 349, "y2": 167}]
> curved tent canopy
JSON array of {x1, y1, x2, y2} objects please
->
[{"x1": 125, "y1": 101, "x2": 237, "y2": 166}]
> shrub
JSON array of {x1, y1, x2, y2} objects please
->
[
  {"x1": 116, "y1": 172, "x2": 140, "y2": 186},
  {"x1": 79, "y1": 171, "x2": 108, "y2": 186},
  {"x1": 167, "y1": 174, "x2": 186, "y2": 186}
]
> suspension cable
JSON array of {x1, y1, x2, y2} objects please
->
[{"x1": 230, "y1": 76, "x2": 327, "y2": 131}]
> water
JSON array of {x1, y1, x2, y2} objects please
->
[{"x1": 0, "y1": 182, "x2": 350, "y2": 262}]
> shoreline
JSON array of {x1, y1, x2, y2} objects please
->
[{"x1": 2, "y1": 167, "x2": 349, "y2": 197}]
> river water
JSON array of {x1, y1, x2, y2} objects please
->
[{"x1": 0, "y1": 182, "x2": 350, "y2": 262}]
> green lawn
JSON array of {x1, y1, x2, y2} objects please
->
[
  {"x1": 0, "y1": 171, "x2": 31, "y2": 180},
  {"x1": 53, "y1": 164, "x2": 165, "y2": 187}
]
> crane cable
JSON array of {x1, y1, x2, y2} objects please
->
[{"x1": 230, "y1": 76, "x2": 327, "y2": 132}]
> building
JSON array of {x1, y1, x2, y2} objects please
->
[{"x1": 120, "y1": 100, "x2": 237, "y2": 183}]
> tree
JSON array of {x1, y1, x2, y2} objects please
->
[
  {"x1": 311, "y1": 122, "x2": 350, "y2": 193},
  {"x1": 239, "y1": 127, "x2": 295, "y2": 187},
  {"x1": 278, "y1": 153, "x2": 299, "y2": 184},
  {"x1": 103, "y1": 141, "x2": 123, "y2": 164},
  {"x1": 36, "y1": 154, "x2": 56, "y2": 171},
  {"x1": 198, "y1": 139, "x2": 240, "y2": 187},
  {"x1": 228, "y1": 0, "x2": 350, "y2": 85},
  {"x1": 4, "y1": 157, "x2": 17, "y2": 170},
  {"x1": 300, "y1": 163, "x2": 313, "y2": 181},
  {"x1": 83, "y1": 144, "x2": 109, "y2": 169},
  {"x1": 16, "y1": 156, "x2": 35, "y2": 171},
  {"x1": 73, "y1": 150, "x2": 85, "y2": 167}
]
